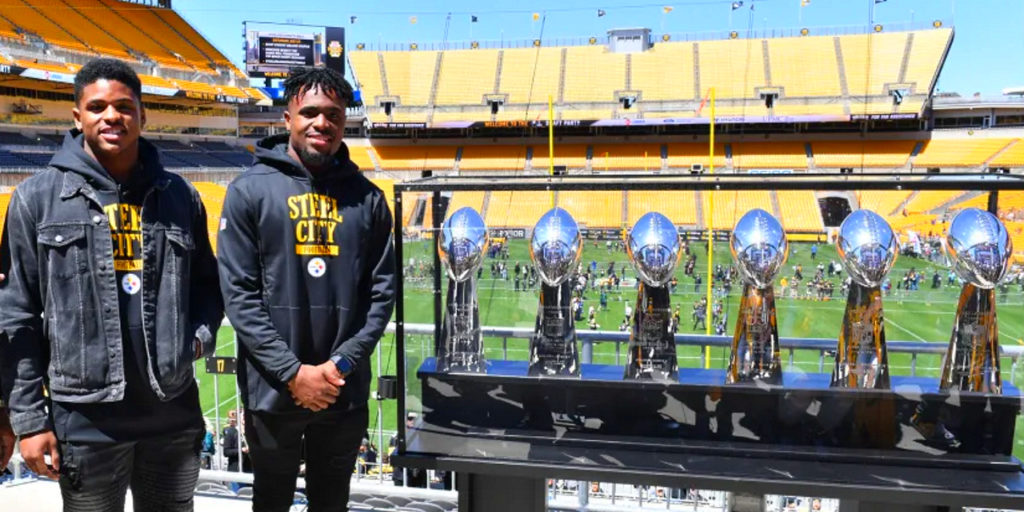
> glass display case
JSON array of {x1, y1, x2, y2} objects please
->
[{"x1": 390, "y1": 173, "x2": 1024, "y2": 510}]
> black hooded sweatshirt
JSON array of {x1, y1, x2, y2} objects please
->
[{"x1": 218, "y1": 134, "x2": 395, "y2": 414}]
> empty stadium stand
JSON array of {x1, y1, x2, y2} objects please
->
[
  {"x1": 626, "y1": 191, "x2": 699, "y2": 226},
  {"x1": 703, "y1": 190, "x2": 774, "y2": 231},
  {"x1": 372, "y1": 145, "x2": 456, "y2": 171},
  {"x1": 912, "y1": 138, "x2": 1014, "y2": 168},
  {"x1": 731, "y1": 142, "x2": 807, "y2": 169},
  {"x1": 484, "y1": 191, "x2": 552, "y2": 228},
  {"x1": 348, "y1": 27, "x2": 951, "y2": 124},
  {"x1": 458, "y1": 145, "x2": 530, "y2": 171},
  {"x1": 855, "y1": 190, "x2": 912, "y2": 217},
  {"x1": 776, "y1": 190, "x2": 825, "y2": 232},
  {"x1": 591, "y1": 144, "x2": 661, "y2": 171},
  {"x1": 192, "y1": 182, "x2": 225, "y2": 253},
  {"x1": 558, "y1": 191, "x2": 624, "y2": 228},
  {"x1": 811, "y1": 140, "x2": 916, "y2": 168}
]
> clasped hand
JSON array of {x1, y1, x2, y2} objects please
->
[{"x1": 287, "y1": 362, "x2": 345, "y2": 412}]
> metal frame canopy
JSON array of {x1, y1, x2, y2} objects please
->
[{"x1": 389, "y1": 172, "x2": 1024, "y2": 512}]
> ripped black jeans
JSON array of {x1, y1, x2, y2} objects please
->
[
  {"x1": 58, "y1": 428, "x2": 203, "y2": 512},
  {"x1": 245, "y1": 406, "x2": 368, "y2": 512}
]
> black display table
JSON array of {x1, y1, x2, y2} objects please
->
[{"x1": 395, "y1": 358, "x2": 1024, "y2": 511}]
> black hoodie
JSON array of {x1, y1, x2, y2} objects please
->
[{"x1": 218, "y1": 134, "x2": 396, "y2": 413}]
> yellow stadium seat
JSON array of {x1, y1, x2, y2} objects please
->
[
  {"x1": 855, "y1": 190, "x2": 912, "y2": 217},
  {"x1": 627, "y1": 191, "x2": 699, "y2": 226},
  {"x1": 563, "y1": 46, "x2": 626, "y2": 103},
  {"x1": 459, "y1": 145, "x2": 529, "y2": 171},
  {"x1": 731, "y1": 142, "x2": 807, "y2": 169},
  {"x1": 348, "y1": 146, "x2": 376, "y2": 171},
  {"x1": 812, "y1": 140, "x2": 915, "y2": 168},
  {"x1": 528, "y1": 144, "x2": 588, "y2": 170},
  {"x1": 498, "y1": 47, "x2": 562, "y2": 106},
  {"x1": 558, "y1": 191, "x2": 623, "y2": 228},
  {"x1": 372, "y1": 145, "x2": 456, "y2": 171},
  {"x1": 913, "y1": 138, "x2": 1015, "y2": 168},
  {"x1": 631, "y1": 42, "x2": 697, "y2": 101},
  {"x1": 990, "y1": 140, "x2": 1024, "y2": 167},
  {"x1": 903, "y1": 191, "x2": 963, "y2": 215},
  {"x1": 193, "y1": 182, "x2": 225, "y2": 254},
  {"x1": 380, "y1": 51, "x2": 437, "y2": 106},
  {"x1": 841, "y1": 32, "x2": 907, "y2": 97},
  {"x1": 435, "y1": 49, "x2": 499, "y2": 106},
  {"x1": 591, "y1": 144, "x2": 661, "y2": 171},
  {"x1": 665, "y1": 143, "x2": 726, "y2": 170},
  {"x1": 446, "y1": 191, "x2": 486, "y2": 214},
  {"x1": 776, "y1": 191, "x2": 824, "y2": 232},
  {"x1": 485, "y1": 191, "x2": 553, "y2": 228},
  {"x1": 768, "y1": 35, "x2": 841, "y2": 98},
  {"x1": 703, "y1": 191, "x2": 773, "y2": 230},
  {"x1": 349, "y1": 51, "x2": 385, "y2": 106},
  {"x1": 5, "y1": 0, "x2": 90, "y2": 52},
  {"x1": 697, "y1": 39, "x2": 766, "y2": 100}
]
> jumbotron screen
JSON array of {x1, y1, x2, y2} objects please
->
[{"x1": 245, "y1": 30, "x2": 321, "y2": 78}]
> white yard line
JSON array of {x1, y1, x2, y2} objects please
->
[{"x1": 884, "y1": 317, "x2": 930, "y2": 343}]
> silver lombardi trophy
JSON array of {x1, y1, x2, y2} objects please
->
[
  {"x1": 940, "y1": 208, "x2": 1012, "y2": 393},
  {"x1": 528, "y1": 207, "x2": 583, "y2": 377},
  {"x1": 832, "y1": 210, "x2": 899, "y2": 389},
  {"x1": 727, "y1": 209, "x2": 788, "y2": 385},
  {"x1": 437, "y1": 207, "x2": 489, "y2": 373},
  {"x1": 624, "y1": 212, "x2": 683, "y2": 381}
]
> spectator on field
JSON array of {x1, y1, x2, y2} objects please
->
[{"x1": 222, "y1": 409, "x2": 241, "y2": 472}]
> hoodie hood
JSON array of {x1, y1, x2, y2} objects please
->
[
  {"x1": 254, "y1": 133, "x2": 359, "y2": 182},
  {"x1": 49, "y1": 129, "x2": 160, "y2": 193}
]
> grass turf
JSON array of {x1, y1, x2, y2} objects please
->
[{"x1": 196, "y1": 240, "x2": 1024, "y2": 458}]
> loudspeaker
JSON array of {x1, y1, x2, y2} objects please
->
[{"x1": 553, "y1": 165, "x2": 567, "y2": 176}]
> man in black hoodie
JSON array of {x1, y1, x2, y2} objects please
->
[
  {"x1": 218, "y1": 67, "x2": 395, "y2": 511},
  {"x1": 0, "y1": 59, "x2": 222, "y2": 510}
]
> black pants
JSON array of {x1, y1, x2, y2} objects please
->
[
  {"x1": 58, "y1": 428, "x2": 203, "y2": 512},
  {"x1": 245, "y1": 406, "x2": 368, "y2": 512}
]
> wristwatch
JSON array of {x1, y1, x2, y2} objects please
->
[{"x1": 331, "y1": 355, "x2": 353, "y2": 377}]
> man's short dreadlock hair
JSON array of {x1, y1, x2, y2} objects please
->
[
  {"x1": 74, "y1": 58, "x2": 142, "y2": 104},
  {"x1": 283, "y1": 66, "x2": 354, "y2": 106}
]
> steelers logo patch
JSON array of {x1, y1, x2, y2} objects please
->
[
  {"x1": 122, "y1": 273, "x2": 141, "y2": 295},
  {"x1": 307, "y1": 257, "x2": 327, "y2": 278}
]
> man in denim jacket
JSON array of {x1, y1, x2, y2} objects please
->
[{"x1": 0, "y1": 58, "x2": 222, "y2": 511}]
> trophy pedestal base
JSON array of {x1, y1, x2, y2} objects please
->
[{"x1": 417, "y1": 358, "x2": 1020, "y2": 459}]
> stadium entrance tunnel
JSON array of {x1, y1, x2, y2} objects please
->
[{"x1": 820, "y1": 195, "x2": 853, "y2": 227}]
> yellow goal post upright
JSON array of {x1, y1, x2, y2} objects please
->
[
  {"x1": 548, "y1": 94, "x2": 555, "y2": 208},
  {"x1": 704, "y1": 87, "x2": 716, "y2": 369}
]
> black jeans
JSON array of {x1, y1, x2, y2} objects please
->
[
  {"x1": 246, "y1": 406, "x2": 368, "y2": 512},
  {"x1": 57, "y1": 428, "x2": 203, "y2": 512}
]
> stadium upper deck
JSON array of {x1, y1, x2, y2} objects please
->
[
  {"x1": 0, "y1": 0, "x2": 265, "y2": 104},
  {"x1": 348, "y1": 26, "x2": 952, "y2": 126}
]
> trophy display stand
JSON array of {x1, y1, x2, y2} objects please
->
[
  {"x1": 832, "y1": 283, "x2": 890, "y2": 389},
  {"x1": 392, "y1": 176, "x2": 1024, "y2": 512},
  {"x1": 438, "y1": 279, "x2": 485, "y2": 373},
  {"x1": 624, "y1": 284, "x2": 678, "y2": 380},
  {"x1": 941, "y1": 283, "x2": 1001, "y2": 393},
  {"x1": 726, "y1": 284, "x2": 782, "y2": 384},
  {"x1": 528, "y1": 281, "x2": 579, "y2": 377}
]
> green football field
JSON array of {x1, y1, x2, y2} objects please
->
[{"x1": 196, "y1": 239, "x2": 1024, "y2": 459}]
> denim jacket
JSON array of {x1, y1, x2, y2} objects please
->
[{"x1": 0, "y1": 132, "x2": 223, "y2": 436}]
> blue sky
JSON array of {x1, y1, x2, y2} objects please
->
[{"x1": 173, "y1": 0, "x2": 1023, "y2": 96}]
